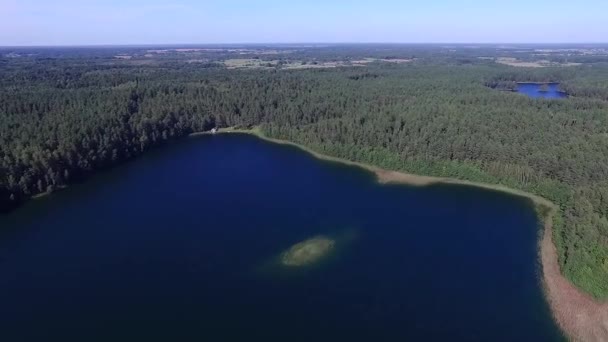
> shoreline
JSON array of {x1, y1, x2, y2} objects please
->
[
  {"x1": 516, "y1": 81, "x2": 560, "y2": 85},
  {"x1": 542, "y1": 214, "x2": 608, "y2": 341},
  {"x1": 206, "y1": 127, "x2": 608, "y2": 341},
  {"x1": 204, "y1": 128, "x2": 555, "y2": 205}
]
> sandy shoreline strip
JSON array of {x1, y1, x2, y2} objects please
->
[
  {"x1": 204, "y1": 127, "x2": 608, "y2": 341},
  {"x1": 542, "y1": 215, "x2": 608, "y2": 341}
]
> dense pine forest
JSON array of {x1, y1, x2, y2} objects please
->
[{"x1": 1, "y1": 45, "x2": 608, "y2": 299}]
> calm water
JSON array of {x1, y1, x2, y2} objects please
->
[
  {"x1": 517, "y1": 83, "x2": 567, "y2": 99},
  {"x1": 0, "y1": 134, "x2": 563, "y2": 341}
]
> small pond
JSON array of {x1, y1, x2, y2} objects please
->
[{"x1": 517, "y1": 83, "x2": 567, "y2": 99}]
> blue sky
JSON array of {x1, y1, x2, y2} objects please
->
[{"x1": 1, "y1": 0, "x2": 606, "y2": 45}]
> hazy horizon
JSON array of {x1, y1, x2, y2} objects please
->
[
  {"x1": 1, "y1": 0, "x2": 607, "y2": 46},
  {"x1": 2, "y1": 42, "x2": 608, "y2": 48}
]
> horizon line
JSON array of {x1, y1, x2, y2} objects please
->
[{"x1": 2, "y1": 42, "x2": 608, "y2": 48}]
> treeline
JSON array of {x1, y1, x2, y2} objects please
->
[
  {"x1": 0, "y1": 68, "x2": 309, "y2": 209},
  {"x1": 1, "y1": 53, "x2": 608, "y2": 299}
]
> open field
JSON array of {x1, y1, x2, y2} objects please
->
[
  {"x1": 495, "y1": 57, "x2": 581, "y2": 68},
  {"x1": 223, "y1": 57, "x2": 413, "y2": 69},
  {"x1": 223, "y1": 58, "x2": 354, "y2": 69}
]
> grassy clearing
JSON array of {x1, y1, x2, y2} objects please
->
[
  {"x1": 496, "y1": 57, "x2": 581, "y2": 68},
  {"x1": 223, "y1": 58, "x2": 275, "y2": 69},
  {"x1": 222, "y1": 58, "x2": 412, "y2": 70}
]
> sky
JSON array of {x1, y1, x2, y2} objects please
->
[{"x1": 1, "y1": 0, "x2": 607, "y2": 46}]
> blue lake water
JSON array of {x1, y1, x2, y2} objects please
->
[
  {"x1": 517, "y1": 83, "x2": 567, "y2": 99},
  {"x1": 0, "y1": 134, "x2": 563, "y2": 341}
]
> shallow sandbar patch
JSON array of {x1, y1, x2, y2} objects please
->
[{"x1": 281, "y1": 236, "x2": 335, "y2": 266}]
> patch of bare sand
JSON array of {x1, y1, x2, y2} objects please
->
[
  {"x1": 542, "y1": 215, "x2": 608, "y2": 342},
  {"x1": 374, "y1": 169, "x2": 437, "y2": 186}
]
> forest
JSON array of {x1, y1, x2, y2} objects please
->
[{"x1": 1, "y1": 45, "x2": 608, "y2": 299}]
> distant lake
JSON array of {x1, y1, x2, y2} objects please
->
[
  {"x1": 0, "y1": 134, "x2": 563, "y2": 341},
  {"x1": 517, "y1": 83, "x2": 567, "y2": 99}
]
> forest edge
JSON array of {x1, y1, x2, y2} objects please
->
[{"x1": 197, "y1": 127, "x2": 608, "y2": 342}]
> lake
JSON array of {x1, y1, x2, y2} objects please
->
[
  {"x1": 517, "y1": 83, "x2": 567, "y2": 99},
  {"x1": 0, "y1": 134, "x2": 563, "y2": 341}
]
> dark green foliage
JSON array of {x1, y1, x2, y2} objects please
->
[{"x1": 1, "y1": 46, "x2": 607, "y2": 298}]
